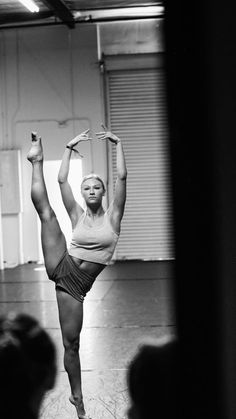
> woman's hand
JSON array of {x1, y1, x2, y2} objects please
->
[
  {"x1": 67, "y1": 129, "x2": 92, "y2": 149},
  {"x1": 96, "y1": 124, "x2": 121, "y2": 145}
]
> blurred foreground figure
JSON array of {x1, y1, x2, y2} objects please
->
[
  {"x1": 127, "y1": 336, "x2": 179, "y2": 419},
  {"x1": 0, "y1": 313, "x2": 56, "y2": 419}
]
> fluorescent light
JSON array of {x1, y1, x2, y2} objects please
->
[
  {"x1": 74, "y1": 6, "x2": 164, "y2": 21},
  {"x1": 101, "y1": 6, "x2": 163, "y2": 18},
  {"x1": 18, "y1": 0, "x2": 39, "y2": 13}
]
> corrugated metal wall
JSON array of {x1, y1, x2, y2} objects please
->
[{"x1": 106, "y1": 57, "x2": 175, "y2": 260}]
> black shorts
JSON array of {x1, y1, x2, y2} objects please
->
[{"x1": 49, "y1": 251, "x2": 96, "y2": 303}]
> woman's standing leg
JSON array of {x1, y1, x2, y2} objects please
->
[{"x1": 56, "y1": 289, "x2": 88, "y2": 418}]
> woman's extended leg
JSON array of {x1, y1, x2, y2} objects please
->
[
  {"x1": 27, "y1": 133, "x2": 67, "y2": 275},
  {"x1": 56, "y1": 289, "x2": 89, "y2": 418}
]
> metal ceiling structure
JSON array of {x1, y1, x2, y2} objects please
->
[{"x1": 0, "y1": 0, "x2": 164, "y2": 29}]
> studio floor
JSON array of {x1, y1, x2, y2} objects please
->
[{"x1": 0, "y1": 260, "x2": 176, "y2": 419}]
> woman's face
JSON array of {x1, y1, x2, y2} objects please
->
[{"x1": 81, "y1": 178, "x2": 104, "y2": 205}]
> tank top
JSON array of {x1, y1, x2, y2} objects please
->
[{"x1": 69, "y1": 209, "x2": 119, "y2": 265}]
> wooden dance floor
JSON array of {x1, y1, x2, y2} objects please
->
[{"x1": 0, "y1": 260, "x2": 175, "y2": 419}]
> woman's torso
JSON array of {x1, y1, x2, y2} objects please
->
[{"x1": 69, "y1": 208, "x2": 119, "y2": 277}]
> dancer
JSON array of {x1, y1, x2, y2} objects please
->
[{"x1": 27, "y1": 126, "x2": 127, "y2": 419}]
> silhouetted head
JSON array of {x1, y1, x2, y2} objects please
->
[
  {"x1": 0, "y1": 312, "x2": 56, "y2": 419},
  {"x1": 127, "y1": 336, "x2": 179, "y2": 419}
]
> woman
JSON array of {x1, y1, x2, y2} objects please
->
[
  {"x1": 27, "y1": 125, "x2": 127, "y2": 419},
  {"x1": 0, "y1": 312, "x2": 56, "y2": 419}
]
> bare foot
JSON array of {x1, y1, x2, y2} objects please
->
[
  {"x1": 69, "y1": 395, "x2": 91, "y2": 419},
  {"x1": 27, "y1": 132, "x2": 43, "y2": 163}
]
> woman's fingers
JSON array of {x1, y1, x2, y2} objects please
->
[
  {"x1": 81, "y1": 129, "x2": 93, "y2": 140},
  {"x1": 96, "y1": 124, "x2": 110, "y2": 138},
  {"x1": 101, "y1": 123, "x2": 108, "y2": 131},
  {"x1": 80, "y1": 136, "x2": 93, "y2": 141},
  {"x1": 96, "y1": 133, "x2": 106, "y2": 140},
  {"x1": 81, "y1": 129, "x2": 91, "y2": 137},
  {"x1": 72, "y1": 131, "x2": 92, "y2": 142}
]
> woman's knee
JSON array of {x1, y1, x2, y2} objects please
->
[
  {"x1": 63, "y1": 335, "x2": 80, "y2": 353},
  {"x1": 40, "y1": 207, "x2": 56, "y2": 223}
]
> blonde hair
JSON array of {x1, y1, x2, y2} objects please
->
[{"x1": 81, "y1": 174, "x2": 105, "y2": 191}]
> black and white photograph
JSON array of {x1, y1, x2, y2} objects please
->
[{"x1": 0, "y1": 1, "x2": 236, "y2": 419}]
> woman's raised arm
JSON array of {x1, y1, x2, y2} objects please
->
[
  {"x1": 58, "y1": 130, "x2": 92, "y2": 226},
  {"x1": 96, "y1": 125, "x2": 127, "y2": 232}
]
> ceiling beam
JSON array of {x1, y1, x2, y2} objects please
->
[{"x1": 41, "y1": 0, "x2": 75, "y2": 28}]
